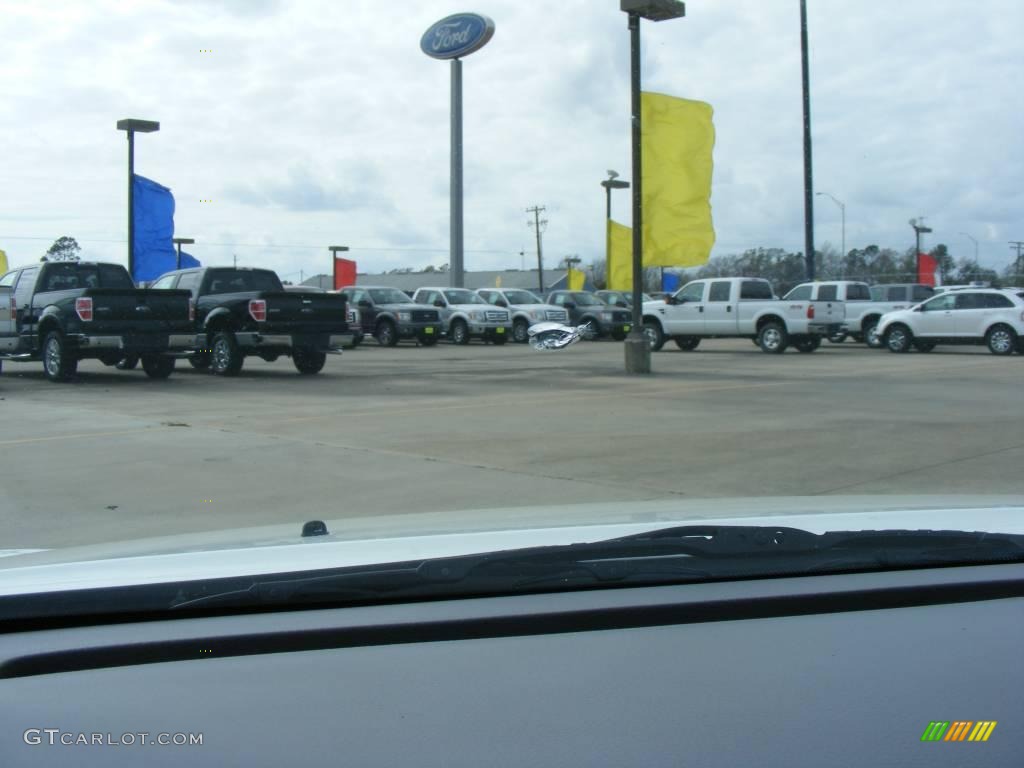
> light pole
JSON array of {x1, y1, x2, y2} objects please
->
[
  {"x1": 527, "y1": 206, "x2": 548, "y2": 294},
  {"x1": 910, "y1": 218, "x2": 933, "y2": 279},
  {"x1": 799, "y1": 0, "x2": 815, "y2": 281},
  {"x1": 620, "y1": 0, "x2": 686, "y2": 375},
  {"x1": 959, "y1": 232, "x2": 978, "y2": 262},
  {"x1": 172, "y1": 237, "x2": 194, "y2": 270},
  {"x1": 816, "y1": 192, "x2": 845, "y2": 272},
  {"x1": 601, "y1": 170, "x2": 630, "y2": 288},
  {"x1": 116, "y1": 118, "x2": 160, "y2": 281}
]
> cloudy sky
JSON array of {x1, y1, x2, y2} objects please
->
[{"x1": 2, "y1": 0, "x2": 1021, "y2": 280}]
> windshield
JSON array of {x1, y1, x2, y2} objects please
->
[
  {"x1": 1, "y1": 0, "x2": 1021, "y2": 625},
  {"x1": 368, "y1": 288, "x2": 413, "y2": 304},
  {"x1": 502, "y1": 290, "x2": 542, "y2": 304},
  {"x1": 443, "y1": 289, "x2": 486, "y2": 304}
]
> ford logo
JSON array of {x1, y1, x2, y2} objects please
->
[{"x1": 420, "y1": 13, "x2": 495, "y2": 60}]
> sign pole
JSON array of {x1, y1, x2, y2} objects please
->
[{"x1": 451, "y1": 58, "x2": 464, "y2": 288}]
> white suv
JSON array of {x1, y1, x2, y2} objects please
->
[{"x1": 876, "y1": 288, "x2": 1024, "y2": 355}]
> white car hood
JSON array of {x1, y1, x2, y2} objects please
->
[{"x1": 0, "y1": 495, "x2": 1021, "y2": 596}]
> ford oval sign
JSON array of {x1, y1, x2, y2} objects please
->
[{"x1": 420, "y1": 13, "x2": 495, "y2": 60}]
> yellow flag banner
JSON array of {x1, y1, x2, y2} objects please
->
[
  {"x1": 608, "y1": 220, "x2": 633, "y2": 291},
  {"x1": 641, "y1": 92, "x2": 715, "y2": 267},
  {"x1": 567, "y1": 267, "x2": 585, "y2": 291},
  {"x1": 0, "y1": 249, "x2": 7, "y2": 274}
]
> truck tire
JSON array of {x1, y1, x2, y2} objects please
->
[
  {"x1": 292, "y1": 347, "x2": 326, "y2": 374},
  {"x1": 512, "y1": 319, "x2": 530, "y2": 344},
  {"x1": 794, "y1": 337, "x2": 821, "y2": 353},
  {"x1": 210, "y1": 331, "x2": 244, "y2": 376},
  {"x1": 376, "y1": 320, "x2": 399, "y2": 347},
  {"x1": 450, "y1": 319, "x2": 470, "y2": 345},
  {"x1": 42, "y1": 330, "x2": 78, "y2": 382},
  {"x1": 141, "y1": 354, "x2": 176, "y2": 379},
  {"x1": 986, "y1": 324, "x2": 1016, "y2": 356},
  {"x1": 863, "y1": 318, "x2": 882, "y2": 348},
  {"x1": 642, "y1": 320, "x2": 665, "y2": 351},
  {"x1": 115, "y1": 354, "x2": 139, "y2": 370},
  {"x1": 674, "y1": 337, "x2": 700, "y2": 351},
  {"x1": 758, "y1": 322, "x2": 789, "y2": 354},
  {"x1": 827, "y1": 332, "x2": 847, "y2": 344},
  {"x1": 884, "y1": 324, "x2": 913, "y2": 353},
  {"x1": 189, "y1": 353, "x2": 211, "y2": 371}
]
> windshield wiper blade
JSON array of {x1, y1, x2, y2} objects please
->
[{"x1": 169, "y1": 526, "x2": 1024, "y2": 611}]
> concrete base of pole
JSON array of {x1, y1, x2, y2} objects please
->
[{"x1": 623, "y1": 336, "x2": 651, "y2": 374}]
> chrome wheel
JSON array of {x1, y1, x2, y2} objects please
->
[
  {"x1": 44, "y1": 336, "x2": 61, "y2": 378},
  {"x1": 761, "y1": 328, "x2": 782, "y2": 351},
  {"x1": 885, "y1": 326, "x2": 911, "y2": 353},
  {"x1": 987, "y1": 326, "x2": 1015, "y2": 355}
]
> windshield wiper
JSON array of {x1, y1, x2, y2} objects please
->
[{"x1": 169, "y1": 526, "x2": 1024, "y2": 611}]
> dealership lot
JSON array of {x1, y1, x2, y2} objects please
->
[{"x1": 2, "y1": 339, "x2": 1021, "y2": 548}]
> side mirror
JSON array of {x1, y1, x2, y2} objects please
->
[
  {"x1": 913, "y1": 305, "x2": 923, "y2": 312},
  {"x1": 563, "y1": 301, "x2": 576, "y2": 309},
  {"x1": 358, "y1": 299, "x2": 372, "y2": 308},
  {"x1": 496, "y1": 299, "x2": 508, "y2": 308},
  {"x1": 433, "y1": 299, "x2": 446, "y2": 308}
]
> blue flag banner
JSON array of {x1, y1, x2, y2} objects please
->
[
  {"x1": 662, "y1": 271, "x2": 682, "y2": 293},
  {"x1": 132, "y1": 174, "x2": 177, "y2": 283},
  {"x1": 178, "y1": 250, "x2": 201, "y2": 269}
]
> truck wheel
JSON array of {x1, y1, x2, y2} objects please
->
[
  {"x1": 210, "y1": 331, "x2": 244, "y2": 376},
  {"x1": 884, "y1": 324, "x2": 913, "y2": 353},
  {"x1": 42, "y1": 331, "x2": 78, "y2": 382},
  {"x1": 827, "y1": 332, "x2": 847, "y2": 344},
  {"x1": 986, "y1": 324, "x2": 1017, "y2": 356},
  {"x1": 758, "y1": 322, "x2": 789, "y2": 354},
  {"x1": 863, "y1": 318, "x2": 882, "y2": 348},
  {"x1": 642, "y1": 320, "x2": 665, "y2": 351},
  {"x1": 115, "y1": 354, "x2": 139, "y2": 370},
  {"x1": 293, "y1": 347, "x2": 327, "y2": 374},
  {"x1": 580, "y1": 317, "x2": 600, "y2": 340},
  {"x1": 376, "y1": 320, "x2": 399, "y2": 347},
  {"x1": 512, "y1": 319, "x2": 530, "y2": 344},
  {"x1": 189, "y1": 353, "x2": 211, "y2": 370},
  {"x1": 674, "y1": 337, "x2": 700, "y2": 351},
  {"x1": 794, "y1": 337, "x2": 821, "y2": 353},
  {"x1": 141, "y1": 355, "x2": 175, "y2": 379},
  {"x1": 450, "y1": 319, "x2": 470, "y2": 345}
]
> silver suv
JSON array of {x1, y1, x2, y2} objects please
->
[
  {"x1": 412, "y1": 287, "x2": 512, "y2": 345},
  {"x1": 476, "y1": 288, "x2": 568, "y2": 344}
]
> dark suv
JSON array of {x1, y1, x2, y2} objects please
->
[
  {"x1": 546, "y1": 290, "x2": 632, "y2": 340},
  {"x1": 341, "y1": 286, "x2": 443, "y2": 346}
]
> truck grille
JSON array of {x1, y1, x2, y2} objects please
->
[
  {"x1": 411, "y1": 309, "x2": 438, "y2": 322},
  {"x1": 485, "y1": 310, "x2": 509, "y2": 323},
  {"x1": 545, "y1": 310, "x2": 569, "y2": 322}
]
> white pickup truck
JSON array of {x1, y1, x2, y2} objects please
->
[
  {"x1": 0, "y1": 286, "x2": 17, "y2": 372},
  {"x1": 783, "y1": 281, "x2": 935, "y2": 347},
  {"x1": 642, "y1": 277, "x2": 844, "y2": 353}
]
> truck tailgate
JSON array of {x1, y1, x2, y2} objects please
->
[
  {"x1": 78, "y1": 289, "x2": 193, "y2": 334},
  {"x1": 259, "y1": 291, "x2": 349, "y2": 333}
]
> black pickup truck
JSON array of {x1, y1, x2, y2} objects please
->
[
  {"x1": 0, "y1": 261, "x2": 194, "y2": 382},
  {"x1": 149, "y1": 267, "x2": 349, "y2": 375}
]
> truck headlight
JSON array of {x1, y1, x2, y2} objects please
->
[
  {"x1": 601, "y1": 311, "x2": 615, "y2": 320},
  {"x1": 470, "y1": 311, "x2": 484, "y2": 321},
  {"x1": 398, "y1": 311, "x2": 411, "y2": 322},
  {"x1": 528, "y1": 310, "x2": 542, "y2": 320}
]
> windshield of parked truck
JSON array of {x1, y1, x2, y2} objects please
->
[
  {"x1": 503, "y1": 290, "x2": 542, "y2": 304},
  {"x1": 368, "y1": 288, "x2": 414, "y2": 305}
]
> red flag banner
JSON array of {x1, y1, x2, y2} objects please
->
[
  {"x1": 333, "y1": 257, "x2": 356, "y2": 290},
  {"x1": 918, "y1": 253, "x2": 938, "y2": 286}
]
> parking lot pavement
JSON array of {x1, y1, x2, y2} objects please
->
[{"x1": 2, "y1": 339, "x2": 1022, "y2": 548}]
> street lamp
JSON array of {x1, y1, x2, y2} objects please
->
[
  {"x1": 816, "y1": 191, "x2": 845, "y2": 271},
  {"x1": 959, "y1": 232, "x2": 978, "y2": 262},
  {"x1": 620, "y1": 0, "x2": 686, "y2": 375},
  {"x1": 601, "y1": 170, "x2": 630, "y2": 290},
  {"x1": 910, "y1": 218, "x2": 933, "y2": 279},
  {"x1": 172, "y1": 237, "x2": 194, "y2": 270},
  {"x1": 116, "y1": 118, "x2": 160, "y2": 282}
]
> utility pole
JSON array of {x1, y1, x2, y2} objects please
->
[
  {"x1": 799, "y1": 0, "x2": 815, "y2": 281},
  {"x1": 1011, "y1": 241, "x2": 1024, "y2": 277},
  {"x1": 233, "y1": 253, "x2": 238, "y2": 268},
  {"x1": 527, "y1": 205, "x2": 547, "y2": 294}
]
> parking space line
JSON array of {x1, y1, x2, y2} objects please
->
[{"x1": 0, "y1": 428, "x2": 155, "y2": 447}]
